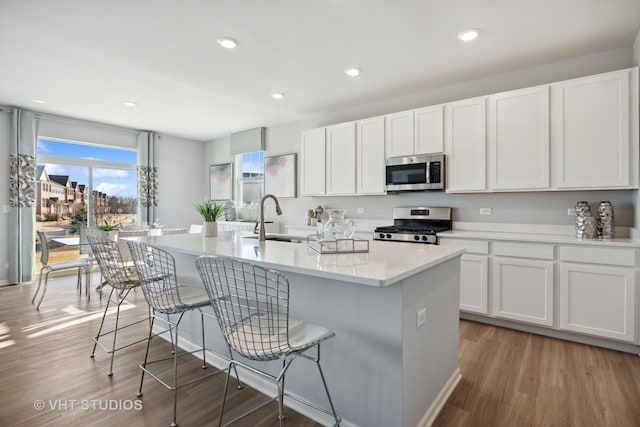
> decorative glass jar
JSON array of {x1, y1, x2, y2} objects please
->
[{"x1": 323, "y1": 209, "x2": 354, "y2": 241}]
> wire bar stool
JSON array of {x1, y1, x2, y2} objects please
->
[
  {"x1": 32, "y1": 231, "x2": 92, "y2": 310},
  {"x1": 195, "y1": 255, "x2": 341, "y2": 427},
  {"x1": 87, "y1": 235, "x2": 149, "y2": 376},
  {"x1": 127, "y1": 241, "x2": 241, "y2": 427}
]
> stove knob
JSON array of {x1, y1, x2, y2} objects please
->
[
  {"x1": 413, "y1": 235, "x2": 420, "y2": 241},
  {"x1": 422, "y1": 235, "x2": 429, "y2": 241},
  {"x1": 379, "y1": 233, "x2": 386, "y2": 239},
  {"x1": 386, "y1": 234, "x2": 392, "y2": 239}
]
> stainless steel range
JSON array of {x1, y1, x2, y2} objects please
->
[{"x1": 374, "y1": 207, "x2": 452, "y2": 244}]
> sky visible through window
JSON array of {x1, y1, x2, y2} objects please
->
[{"x1": 37, "y1": 138, "x2": 138, "y2": 197}]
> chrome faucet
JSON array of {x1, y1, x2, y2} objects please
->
[{"x1": 258, "y1": 194, "x2": 282, "y2": 241}]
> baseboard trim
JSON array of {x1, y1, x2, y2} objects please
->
[{"x1": 417, "y1": 367, "x2": 461, "y2": 427}]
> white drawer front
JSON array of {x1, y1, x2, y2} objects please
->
[
  {"x1": 559, "y1": 245, "x2": 636, "y2": 267},
  {"x1": 493, "y1": 241, "x2": 554, "y2": 260},
  {"x1": 439, "y1": 238, "x2": 489, "y2": 254}
]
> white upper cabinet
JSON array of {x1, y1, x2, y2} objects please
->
[
  {"x1": 326, "y1": 122, "x2": 356, "y2": 195},
  {"x1": 414, "y1": 105, "x2": 444, "y2": 155},
  {"x1": 301, "y1": 127, "x2": 326, "y2": 196},
  {"x1": 445, "y1": 97, "x2": 487, "y2": 192},
  {"x1": 385, "y1": 110, "x2": 414, "y2": 158},
  {"x1": 552, "y1": 68, "x2": 635, "y2": 189},
  {"x1": 356, "y1": 116, "x2": 386, "y2": 195},
  {"x1": 488, "y1": 85, "x2": 550, "y2": 191}
]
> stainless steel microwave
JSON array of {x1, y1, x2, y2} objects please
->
[{"x1": 385, "y1": 153, "x2": 445, "y2": 192}]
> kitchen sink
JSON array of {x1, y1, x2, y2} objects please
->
[{"x1": 243, "y1": 235, "x2": 306, "y2": 243}]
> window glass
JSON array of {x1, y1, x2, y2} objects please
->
[
  {"x1": 36, "y1": 138, "x2": 137, "y2": 263},
  {"x1": 238, "y1": 151, "x2": 264, "y2": 205}
]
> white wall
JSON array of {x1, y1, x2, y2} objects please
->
[
  {"x1": 154, "y1": 133, "x2": 206, "y2": 228},
  {"x1": 206, "y1": 47, "x2": 638, "y2": 229},
  {"x1": 0, "y1": 111, "x2": 11, "y2": 283}
]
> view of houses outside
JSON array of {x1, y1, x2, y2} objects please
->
[{"x1": 36, "y1": 138, "x2": 138, "y2": 263}]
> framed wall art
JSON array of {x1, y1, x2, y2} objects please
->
[
  {"x1": 264, "y1": 153, "x2": 296, "y2": 198},
  {"x1": 209, "y1": 163, "x2": 233, "y2": 200}
]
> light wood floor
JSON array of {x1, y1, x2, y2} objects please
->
[{"x1": 2, "y1": 274, "x2": 640, "y2": 427}]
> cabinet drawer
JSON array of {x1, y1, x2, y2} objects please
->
[
  {"x1": 559, "y1": 245, "x2": 636, "y2": 267},
  {"x1": 439, "y1": 238, "x2": 489, "y2": 254},
  {"x1": 493, "y1": 242, "x2": 554, "y2": 260}
]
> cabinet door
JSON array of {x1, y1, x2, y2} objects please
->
[
  {"x1": 552, "y1": 69, "x2": 631, "y2": 189},
  {"x1": 301, "y1": 128, "x2": 326, "y2": 196},
  {"x1": 488, "y1": 86, "x2": 550, "y2": 190},
  {"x1": 445, "y1": 97, "x2": 487, "y2": 192},
  {"x1": 559, "y1": 263, "x2": 635, "y2": 342},
  {"x1": 326, "y1": 122, "x2": 356, "y2": 195},
  {"x1": 414, "y1": 105, "x2": 444, "y2": 154},
  {"x1": 460, "y1": 254, "x2": 489, "y2": 314},
  {"x1": 493, "y1": 257, "x2": 554, "y2": 326},
  {"x1": 356, "y1": 116, "x2": 386, "y2": 194},
  {"x1": 385, "y1": 110, "x2": 414, "y2": 158}
]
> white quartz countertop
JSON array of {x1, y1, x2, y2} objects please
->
[
  {"x1": 439, "y1": 229, "x2": 639, "y2": 248},
  {"x1": 138, "y1": 231, "x2": 464, "y2": 287}
]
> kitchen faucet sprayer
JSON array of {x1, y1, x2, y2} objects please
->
[{"x1": 259, "y1": 194, "x2": 282, "y2": 241}]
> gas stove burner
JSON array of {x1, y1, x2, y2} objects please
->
[{"x1": 374, "y1": 207, "x2": 452, "y2": 245}]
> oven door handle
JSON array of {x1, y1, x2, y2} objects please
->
[{"x1": 426, "y1": 161, "x2": 431, "y2": 184}]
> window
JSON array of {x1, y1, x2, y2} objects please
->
[
  {"x1": 36, "y1": 138, "x2": 138, "y2": 263},
  {"x1": 236, "y1": 151, "x2": 264, "y2": 205}
]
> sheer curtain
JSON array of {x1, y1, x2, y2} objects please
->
[
  {"x1": 137, "y1": 131, "x2": 158, "y2": 225},
  {"x1": 8, "y1": 109, "x2": 38, "y2": 284}
]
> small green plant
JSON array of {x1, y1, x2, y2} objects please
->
[
  {"x1": 195, "y1": 200, "x2": 228, "y2": 222},
  {"x1": 97, "y1": 220, "x2": 118, "y2": 231}
]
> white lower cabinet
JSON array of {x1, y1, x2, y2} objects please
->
[
  {"x1": 559, "y1": 262, "x2": 635, "y2": 342},
  {"x1": 440, "y1": 237, "x2": 489, "y2": 314},
  {"x1": 460, "y1": 254, "x2": 489, "y2": 314},
  {"x1": 493, "y1": 257, "x2": 554, "y2": 326}
]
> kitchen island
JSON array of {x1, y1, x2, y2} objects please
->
[{"x1": 136, "y1": 232, "x2": 464, "y2": 427}]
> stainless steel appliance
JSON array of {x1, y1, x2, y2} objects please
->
[
  {"x1": 374, "y1": 207, "x2": 451, "y2": 244},
  {"x1": 385, "y1": 153, "x2": 445, "y2": 192}
]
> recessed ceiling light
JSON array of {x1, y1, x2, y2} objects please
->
[
  {"x1": 124, "y1": 101, "x2": 138, "y2": 107},
  {"x1": 458, "y1": 29, "x2": 480, "y2": 42},
  {"x1": 344, "y1": 68, "x2": 361, "y2": 77},
  {"x1": 271, "y1": 92, "x2": 285, "y2": 100},
  {"x1": 32, "y1": 99, "x2": 46, "y2": 104},
  {"x1": 217, "y1": 37, "x2": 237, "y2": 49}
]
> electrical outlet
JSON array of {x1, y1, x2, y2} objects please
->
[
  {"x1": 2, "y1": 205, "x2": 9, "y2": 214},
  {"x1": 357, "y1": 208, "x2": 365, "y2": 215},
  {"x1": 567, "y1": 208, "x2": 575, "y2": 216},
  {"x1": 479, "y1": 208, "x2": 492, "y2": 215},
  {"x1": 416, "y1": 308, "x2": 426, "y2": 328}
]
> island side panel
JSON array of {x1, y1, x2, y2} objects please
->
[
  {"x1": 401, "y1": 256, "x2": 461, "y2": 427},
  {"x1": 286, "y1": 270, "x2": 405, "y2": 427}
]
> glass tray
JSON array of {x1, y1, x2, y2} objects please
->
[{"x1": 306, "y1": 234, "x2": 369, "y2": 254}]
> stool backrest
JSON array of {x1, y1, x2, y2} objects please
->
[
  {"x1": 87, "y1": 235, "x2": 136, "y2": 290},
  {"x1": 127, "y1": 241, "x2": 183, "y2": 314},
  {"x1": 195, "y1": 256, "x2": 291, "y2": 361}
]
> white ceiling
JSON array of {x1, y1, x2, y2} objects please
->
[{"x1": 1, "y1": 0, "x2": 639, "y2": 141}]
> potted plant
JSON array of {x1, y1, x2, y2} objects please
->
[
  {"x1": 195, "y1": 200, "x2": 228, "y2": 237},
  {"x1": 97, "y1": 219, "x2": 119, "y2": 240}
]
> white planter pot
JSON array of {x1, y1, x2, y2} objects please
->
[{"x1": 202, "y1": 222, "x2": 218, "y2": 237}]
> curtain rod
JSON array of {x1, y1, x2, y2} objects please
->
[{"x1": 0, "y1": 104, "x2": 145, "y2": 135}]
